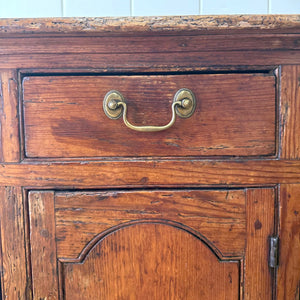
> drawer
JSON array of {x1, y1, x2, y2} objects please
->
[{"x1": 22, "y1": 73, "x2": 276, "y2": 159}]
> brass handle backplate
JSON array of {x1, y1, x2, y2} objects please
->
[{"x1": 103, "y1": 88, "x2": 196, "y2": 132}]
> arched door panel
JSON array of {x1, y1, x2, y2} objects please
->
[{"x1": 28, "y1": 188, "x2": 275, "y2": 299}]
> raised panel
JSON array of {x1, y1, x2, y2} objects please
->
[{"x1": 61, "y1": 223, "x2": 239, "y2": 299}]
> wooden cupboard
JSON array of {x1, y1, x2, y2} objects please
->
[{"x1": 0, "y1": 15, "x2": 299, "y2": 299}]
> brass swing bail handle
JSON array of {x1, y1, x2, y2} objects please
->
[{"x1": 103, "y1": 88, "x2": 196, "y2": 132}]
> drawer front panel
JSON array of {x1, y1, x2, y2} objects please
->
[{"x1": 22, "y1": 73, "x2": 275, "y2": 159}]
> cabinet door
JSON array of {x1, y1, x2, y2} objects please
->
[{"x1": 28, "y1": 188, "x2": 275, "y2": 299}]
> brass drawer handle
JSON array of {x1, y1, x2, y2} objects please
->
[{"x1": 103, "y1": 88, "x2": 196, "y2": 132}]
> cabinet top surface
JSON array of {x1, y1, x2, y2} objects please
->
[{"x1": 0, "y1": 15, "x2": 299, "y2": 35}]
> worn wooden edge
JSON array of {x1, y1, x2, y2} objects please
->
[
  {"x1": 280, "y1": 65, "x2": 300, "y2": 159},
  {"x1": 0, "y1": 187, "x2": 28, "y2": 299},
  {"x1": 0, "y1": 160, "x2": 300, "y2": 187},
  {"x1": 0, "y1": 15, "x2": 299, "y2": 36},
  {"x1": 0, "y1": 70, "x2": 20, "y2": 163},
  {"x1": 28, "y1": 191, "x2": 58, "y2": 299},
  {"x1": 244, "y1": 188, "x2": 275, "y2": 299},
  {"x1": 277, "y1": 184, "x2": 300, "y2": 299}
]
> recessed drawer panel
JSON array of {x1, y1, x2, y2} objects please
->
[{"x1": 22, "y1": 73, "x2": 275, "y2": 159}]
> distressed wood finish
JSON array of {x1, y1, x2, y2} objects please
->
[
  {"x1": 23, "y1": 74, "x2": 275, "y2": 158},
  {"x1": 0, "y1": 160, "x2": 300, "y2": 187},
  {"x1": 0, "y1": 15, "x2": 299, "y2": 35},
  {"x1": 0, "y1": 16, "x2": 299, "y2": 299},
  {"x1": 28, "y1": 191, "x2": 58, "y2": 299},
  {"x1": 280, "y1": 65, "x2": 300, "y2": 159},
  {"x1": 0, "y1": 187, "x2": 27, "y2": 299},
  {"x1": 1, "y1": 35, "x2": 300, "y2": 56},
  {"x1": 244, "y1": 188, "x2": 275, "y2": 300},
  {"x1": 278, "y1": 185, "x2": 300, "y2": 300},
  {"x1": 54, "y1": 190, "x2": 246, "y2": 259},
  {"x1": 0, "y1": 71, "x2": 20, "y2": 162},
  {"x1": 2, "y1": 51, "x2": 300, "y2": 70},
  {"x1": 62, "y1": 223, "x2": 240, "y2": 300},
  {"x1": 28, "y1": 188, "x2": 274, "y2": 298}
]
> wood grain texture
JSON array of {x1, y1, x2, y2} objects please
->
[
  {"x1": 62, "y1": 223, "x2": 240, "y2": 300},
  {"x1": 0, "y1": 160, "x2": 300, "y2": 187},
  {"x1": 280, "y1": 65, "x2": 300, "y2": 159},
  {"x1": 0, "y1": 187, "x2": 27, "y2": 299},
  {"x1": 0, "y1": 15, "x2": 299, "y2": 35},
  {"x1": 27, "y1": 188, "x2": 275, "y2": 299},
  {"x1": 28, "y1": 191, "x2": 58, "y2": 299},
  {"x1": 0, "y1": 70, "x2": 20, "y2": 162},
  {"x1": 1, "y1": 34, "x2": 300, "y2": 56},
  {"x1": 244, "y1": 188, "x2": 275, "y2": 300},
  {"x1": 55, "y1": 190, "x2": 246, "y2": 259},
  {"x1": 1, "y1": 50, "x2": 300, "y2": 70},
  {"x1": 22, "y1": 74, "x2": 275, "y2": 158},
  {"x1": 277, "y1": 184, "x2": 300, "y2": 300},
  {"x1": 0, "y1": 17, "x2": 299, "y2": 299}
]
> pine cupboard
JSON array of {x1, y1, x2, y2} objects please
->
[{"x1": 0, "y1": 15, "x2": 299, "y2": 299}]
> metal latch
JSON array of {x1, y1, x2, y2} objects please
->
[{"x1": 269, "y1": 236, "x2": 279, "y2": 268}]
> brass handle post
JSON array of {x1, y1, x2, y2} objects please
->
[{"x1": 103, "y1": 88, "x2": 196, "y2": 132}]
